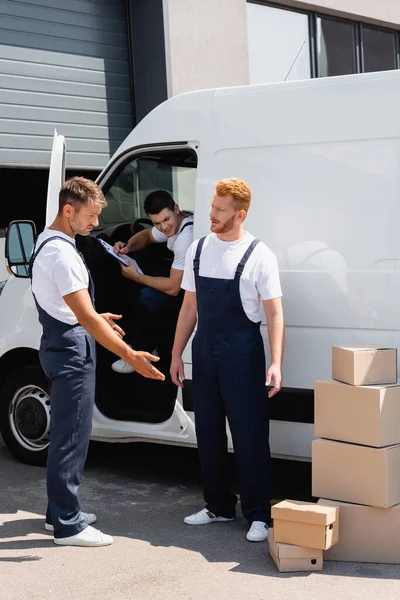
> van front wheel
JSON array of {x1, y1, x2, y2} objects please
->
[{"x1": 0, "y1": 366, "x2": 50, "y2": 466}]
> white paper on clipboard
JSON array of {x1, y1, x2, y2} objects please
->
[{"x1": 96, "y1": 238, "x2": 144, "y2": 273}]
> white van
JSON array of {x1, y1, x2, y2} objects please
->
[{"x1": 2, "y1": 69, "x2": 400, "y2": 466}]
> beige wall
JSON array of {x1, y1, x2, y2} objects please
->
[
  {"x1": 164, "y1": 0, "x2": 400, "y2": 98},
  {"x1": 271, "y1": 0, "x2": 400, "y2": 27},
  {"x1": 164, "y1": 0, "x2": 249, "y2": 97}
]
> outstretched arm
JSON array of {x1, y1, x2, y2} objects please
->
[
  {"x1": 121, "y1": 265, "x2": 183, "y2": 296},
  {"x1": 64, "y1": 288, "x2": 165, "y2": 381}
]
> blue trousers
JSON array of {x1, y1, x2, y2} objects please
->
[{"x1": 40, "y1": 325, "x2": 96, "y2": 538}]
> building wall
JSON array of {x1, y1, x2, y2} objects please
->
[{"x1": 164, "y1": 0, "x2": 250, "y2": 97}]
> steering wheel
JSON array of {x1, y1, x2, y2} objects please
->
[{"x1": 132, "y1": 218, "x2": 153, "y2": 235}]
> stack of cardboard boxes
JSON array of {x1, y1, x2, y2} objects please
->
[
  {"x1": 269, "y1": 500, "x2": 339, "y2": 572},
  {"x1": 313, "y1": 345, "x2": 400, "y2": 564}
]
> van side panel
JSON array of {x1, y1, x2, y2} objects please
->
[{"x1": 204, "y1": 75, "x2": 400, "y2": 389}]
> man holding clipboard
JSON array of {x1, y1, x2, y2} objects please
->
[{"x1": 111, "y1": 190, "x2": 193, "y2": 374}]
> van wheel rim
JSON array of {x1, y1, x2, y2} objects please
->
[{"x1": 9, "y1": 385, "x2": 50, "y2": 452}]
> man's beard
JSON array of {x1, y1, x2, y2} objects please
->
[
  {"x1": 69, "y1": 217, "x2": 89, "y2": 236},
  {"x1": 210, "y1": 214, "x2": 236, "y2": 234}
]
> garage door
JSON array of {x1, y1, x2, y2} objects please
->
[{"x1": 0, "y1": 0, "x2": 134, "y2": 169}]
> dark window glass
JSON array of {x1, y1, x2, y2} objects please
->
[
  {"x1": 317, "y1": 17, "x2": 356, "y2": 77},
  {"x1": 362, "y1": 26, "x2": 396, "y2": 73}
]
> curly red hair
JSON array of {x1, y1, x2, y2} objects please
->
[{"x1": 215, "y1": 177, "x2": 251, "y2": 213}]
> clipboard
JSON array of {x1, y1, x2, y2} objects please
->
[
  {"x1": 96, "y1": 238, "x2": 129, "y2": 266},
  {"x1": 96, "y1": 238, "x2": 144, "y2": 274}
]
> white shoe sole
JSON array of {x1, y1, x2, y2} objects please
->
[
  {"x1": 54, "y1": 537, "x2": 113, "y2": 547},
  {"x1": 184, "y1": 516, "x2": 235, "y2": 525},
  {"x1": 246, "y1": 534, "x2": 268, "y2": 542}
]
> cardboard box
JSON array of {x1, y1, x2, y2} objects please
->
[
  {"x1": 312, "y1": 438, "x2": 400, "y2": 508},
  {"x1": 332, "y1": 345, "x2": 397, "y2": 386},
  {"x1": 318, "y1": 499, "x2": 400, "y2": 564},
  {"x1": 314, "y1": 380, "x2": 400, "y2": 447},
  {"x1": 269, "y1": 529, "x2": 323, "y2": 572},
  {"x1": 271, "y1": 500, "x2": 339, "y2": 550}
]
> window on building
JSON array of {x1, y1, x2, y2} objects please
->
[
  {"x1": 247, "y1": 3, "x2": 311, "y2": 84},
  {"x1": 362, "y1": 26, "x2": 396, "y2": 73},
  {"x1": 317, "y1": 17, "x2": 357, "y2": 77},
  {"x1": 247, "y1": 2, "x2": 400, "y2": 83}
]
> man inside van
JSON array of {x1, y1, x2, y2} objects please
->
[
  {"x1": 112, "y1": 190, "x2": 193, "y2": 374},
  {"x1": 30, "y1": 177, "x2": 164, "y2": 547},
  {"x1": 170, "y1": 178, "x2": 284, "y2": 543}
]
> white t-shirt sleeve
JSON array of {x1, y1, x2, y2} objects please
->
[
  {"x1": 181, "y1": 241, "x2": 197, "y2": 292},
  {"x1": 151, "y1": 226, "x2": 167, "y2": 244},
  {"x1": 171, "y1": 228, "x2": 193, "y2": 271},
  {"x1": 256, "y1": 247, "x2": 283, "y2": 301},
  {"x1": 41, "y1": 245, "x2": 88, "y2": 297}
]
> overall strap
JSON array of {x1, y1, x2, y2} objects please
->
[
  {"x1": 29, "y1": 236, "x2": 78, "y2": 279},
  {"x1": 193, "y1": 236, "x2": 206, "y2": 272},
  {"x1": 234, "y1": 239, "x2": 260, "y2": 280},
  {"x1": 179, "y1": 220, "x2": 193, "y2": 235}
]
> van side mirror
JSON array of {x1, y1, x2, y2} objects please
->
[{"x1": 5, "y1": 221, "x2": 37, "y2": 278}]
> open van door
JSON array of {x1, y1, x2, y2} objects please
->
[
  {"x1": 0, "y1": 132, "x2": 66, "y2": 466},
  {"x1": 45, "y1": 130, "x2": 66, "y2": 226}
]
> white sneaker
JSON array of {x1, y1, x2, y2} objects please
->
[
  {"x1": 184, "y1": 508, "x2": 235, "y2": 525},
  {"x1": 45, "y1": 512, "x2": 97, "y2": 532},
  {"x1": 246, "y1": 521, "x2": 269, "y2": 542},
  {"x1": 111, "y1": 348, "x2": 158, "y2": 374},
  {"x1": 111, "y1": 358, "x2": 135, "y2": 374},
  {"x1": 54, "y1": 525, "x2": 113, "y2": 547}
]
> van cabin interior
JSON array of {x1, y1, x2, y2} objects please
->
[{"x1": 76, "y1": 148, "x2": 197, "y2": 424}]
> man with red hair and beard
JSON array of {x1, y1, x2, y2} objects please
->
[{"x1": 170, "y1": 177, "x2": 284, "y2": 543}]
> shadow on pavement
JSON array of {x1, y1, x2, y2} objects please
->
[{"x1": 0, "y1": 441, "x2": 400, "y2": 580}]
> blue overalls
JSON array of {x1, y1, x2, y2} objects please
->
[
  {"x1": 30, "y1": 236, "x2": 96, "y2": 539},
  {"x1": 192, "y1": 237, "x2": 271, "y2": 524}
]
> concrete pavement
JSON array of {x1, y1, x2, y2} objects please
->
[{"x1": 0, "y1": 438, "x2": 399, "y2": 600}]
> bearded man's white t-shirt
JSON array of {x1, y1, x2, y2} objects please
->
[{"x1": 181, "y1": 232, "x2": 282, "y2": 323}]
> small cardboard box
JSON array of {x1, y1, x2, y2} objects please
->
[
  {"x1": 314, "y1": 380, "x2": 400, "y2": 447},
  {"x1": 269, "y1": 529, "x2": 323, "y2": 572},
  {"x1": 332, "y1": 345, "x2": 397, "y2": 386},
  {"x1": 312, "y1": 438, "x2": 400, "y2": 508},
  {"x1": 271, "y1": 500, "x2": 339, "y2": 550},
  {"x1": 319, "y1": 499, "x2": 400, "y2": 564}
]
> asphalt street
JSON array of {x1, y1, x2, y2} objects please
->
[{"x1": 1, "y1": 437, "x2": 399, "y2": 600}]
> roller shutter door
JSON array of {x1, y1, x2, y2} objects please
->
[{"x1": 0, "y1": 0, "x2": 133, "y2": 168}]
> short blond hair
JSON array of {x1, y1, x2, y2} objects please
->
[
  {"x1": 58, "y1": 176, "x2": 107, "y2": 214},
  {"x1": 215, "y1": 178, "x2": 251, "y2": 213}
]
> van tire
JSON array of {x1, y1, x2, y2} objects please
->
[{"x1": 0, "y1": 366, "x2": 50, "y2": 467}]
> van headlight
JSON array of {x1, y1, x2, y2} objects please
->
[{"x1": 0, "y1": 280, "x2": 7, "y2": 296}]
